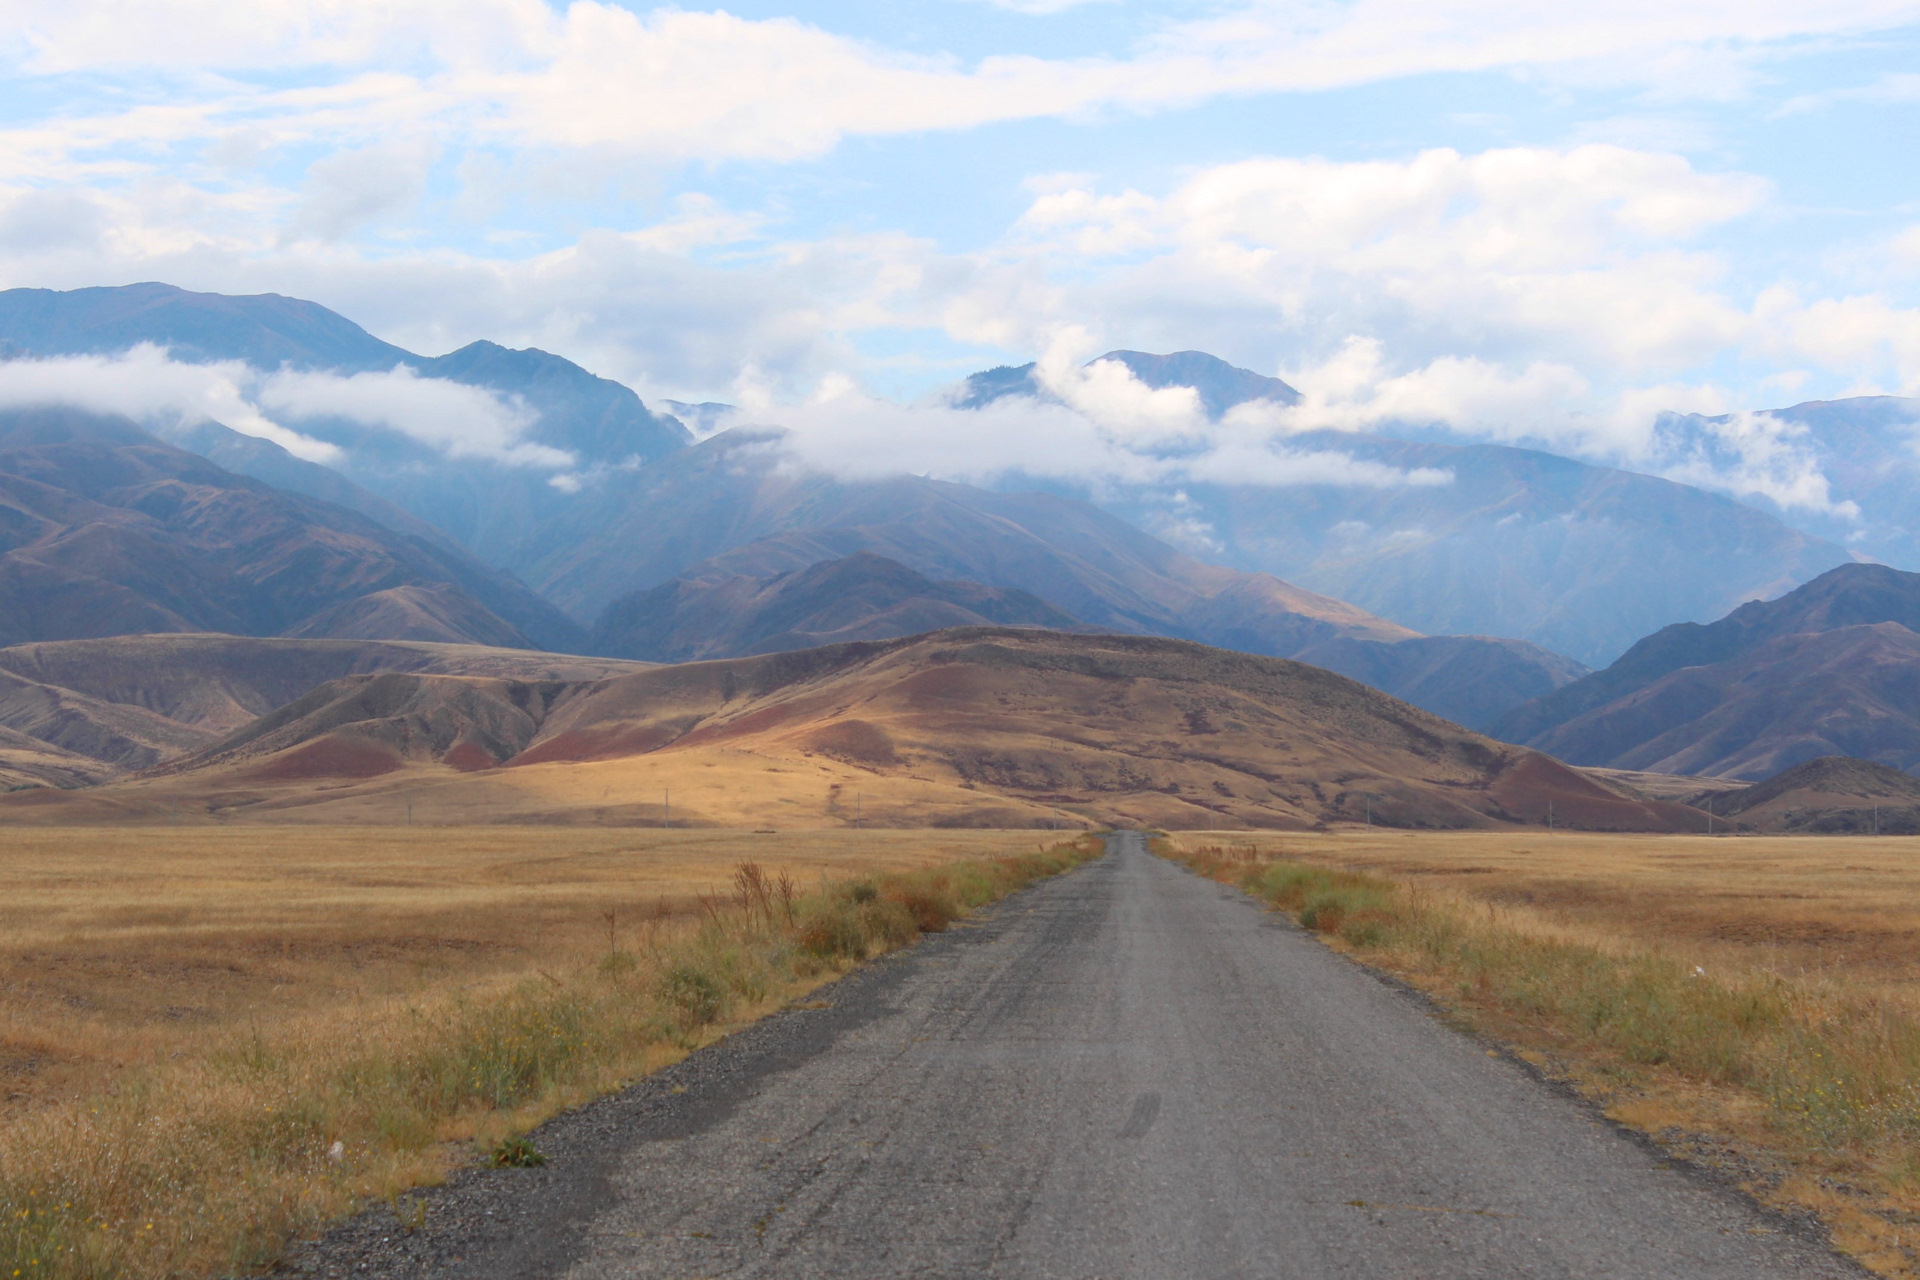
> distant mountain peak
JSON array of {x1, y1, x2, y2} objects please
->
[
  {"x1": 1096, "y1": 350, "x2": 1301, "y2": 415},
  {"x1": 953, "y1": 349, "x2": 1300, "y2": 418}
]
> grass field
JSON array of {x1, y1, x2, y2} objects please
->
[
  {"x1": 0, "y1": 826, "x2": 1098, "y2": 1279},
  {"x1": 1167, "y1": 829, "x2": 1920, "y2": 1277}
]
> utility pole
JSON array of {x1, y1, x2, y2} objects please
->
[
  {"x1": 855, "y1": 791, "x2": 861, "y2": 830},
  {"x1": 406, "y1": 799, "x2": 413, "y2": 827},
  {"x1": 1548, "y1": 799, "x2": 1554, "y2": 832},
  {"x1": 663, "y1": 788, "x2": 670, "y2": 830},
  {"x1": 1874, "y1": 804, "x2": 1880, "y2": 836},
  {"x1": 1365, "y1": 797, "x2": 1371, "y2": 826}
]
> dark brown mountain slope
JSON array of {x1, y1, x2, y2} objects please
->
[
  {"x1": 589, "y1": 551, "x2": 1082, "y2": 661},
  {"x1": 0, "y1": 406, "x2": 583, "y2": 650},
  {"x1": 93, "y1": 629, "x2": 1703, "y2": 833},
  {"x1": 1494, "y1": 561, "x2": 1919, "y2": 745},
  {"x1": 1525, "y1": 622, "x2": 1920, "y2": 779}
]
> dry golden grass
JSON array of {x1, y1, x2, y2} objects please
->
[
  {"x1": 0, "y1": 826, "x2": 1032, "y2": 1114},
  {"x1": 0, "y1": 825, "x2": 1099, "y2": 1279},
  {"x1": 1167, "y1": 830, "x2": 1920, "y2": 1277}
]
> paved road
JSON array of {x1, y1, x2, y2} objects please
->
[{"x1": 292, "y1": 833, "x2": 1862, "y2": 1279}]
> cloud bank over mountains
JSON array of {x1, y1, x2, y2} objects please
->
[
  {"x1": 0, "y1": 0, "x2": 1917, "y2": 516},
  {"x1": 0, "y1": 346, "x2": 564, "y2": 469}
]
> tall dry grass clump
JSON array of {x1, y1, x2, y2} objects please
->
[
  {"x1": 1174, "y1": 842, "x2": 1920, "y2": 1276},
  {"x1": 0, "y1": 836, "x2": 1100, "y2": 1280}
]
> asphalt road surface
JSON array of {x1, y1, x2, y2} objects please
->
[{"x1": 290, "y1": 832, "x2": 1863, "y2": 1279}]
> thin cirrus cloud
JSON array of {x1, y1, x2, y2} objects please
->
[{"x1": 6, "y1": 1, "x2": 1920, "y2": 166}]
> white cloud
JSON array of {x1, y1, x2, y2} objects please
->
[
  {"x1": 1012, "y1": 145, "x2": 1766, "y2": 378},
  {"x1": 756, "y1": 358, "x2": 1453, "y2": 493},
  {"x1": 286, "y1": 140, "x2": 437, "y2": 242},
  {"x1": 256, "y1": 364, "x2": 571, "y2": 466},
  {"x1": 0, "y1": 346, "x2": 341, "y2": 461},
  {"x1": 0, "y1": 345, "x2": 576, "y2": 468},
  {"x1": 4, "y1": 0, "x2": 1919, "y2": 178},
  {"x1": 1655, "y1": 410, "x2": 1863, "y2": 518},
  {"x1": 963, "y1": 0, "x2": 1114, "y2": 12}
]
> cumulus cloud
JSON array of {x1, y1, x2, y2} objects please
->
[
  {"x1": 1654, "y1": 410, "x2": 1863, "y2": 518},
  {"x1": 0, "y1": 345, "x2": 573, "y2": 469}
]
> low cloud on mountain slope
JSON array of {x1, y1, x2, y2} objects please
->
[{"x1": 0, "y1": 284, "x2": 691, "y2": 572}]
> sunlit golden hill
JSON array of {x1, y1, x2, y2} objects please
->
[{"x1": 0, "y1": 628, "x2": 1705, "y2": 831}]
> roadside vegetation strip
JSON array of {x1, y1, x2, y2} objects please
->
[
  {"x1": 0, "y1": 834, "x2": 1103, "y2": 1280},
  {"x1": 1169, "y1": 841, "x2": 1920, "y2": 1280}
]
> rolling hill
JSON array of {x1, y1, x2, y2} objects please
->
[
  {"x1": 15, "y1": 628, "x2": 1705, "y2": 833},
  {"x1": 0, "y1": 633, "x2": 641, "y2": 771},
  {"x1": 1706, "y1": 756, "x2": 1920, "y2": 833}
]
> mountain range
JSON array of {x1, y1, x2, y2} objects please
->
[
  {"x1": 0, "y1": 280, "x2": 1911, "y2": 788},
  {"x1": 0, "y1": 404, "x2": 580, "y2": 652},
  {"x1": 959, "y1": 349, "x2": 1858, "y2": 666}
]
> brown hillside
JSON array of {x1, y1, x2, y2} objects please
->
[
  {"x1": 34, "y1": 629, "x2": 1707, "y2": 831},
  {"x1": 0, "y1": 634, "x2": 643, "y2": 772},
  {"x1": 1527, "y1": 622, "x2": 1920, "y2": 779},
  {"x1": 1712, "y1": 755, "x2": 1920, "y2": 834},
  {"x1": 0, "y1": 405, "x2": 581, "y2": 650}
]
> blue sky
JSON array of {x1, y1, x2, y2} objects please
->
[{"x1": 4, "y1": 0, "x2": 1920, "y2": 501}]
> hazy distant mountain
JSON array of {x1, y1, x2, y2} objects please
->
[
  {"x1": 591, "y1": 552, "x2": 1083, "y2": 661},
  {"x1": 0, "y1": 281, "x2": 412, "y2": 370},
  {"x1": 956, "y1": 349, "x2": 1301, "y2": 416},
  {"x1": 1116, "y1": 433, "x2": 1852, "y2": 666},
  {"x1": 1493, "y1": 563, "x2": 1920, "y2": 778},
  {"x1": 0, "y1": 405, "x2": 582, "y2": 651},
  {"x1": 1655, "y1": 396, "x2": 1920, "y2": 570},
  {"x1": 1289, "y1": 634, "x2": 1590, "y2": 733},
  {"x1": 0, "y1": 283, "x2": 691, "y2": 573},
  {"x1": 957, "y1": 350, "x2": 1854, "y2": 666},
  {"x1": 547, "y1": 430, "x2": 1584, "y2": 726}
]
